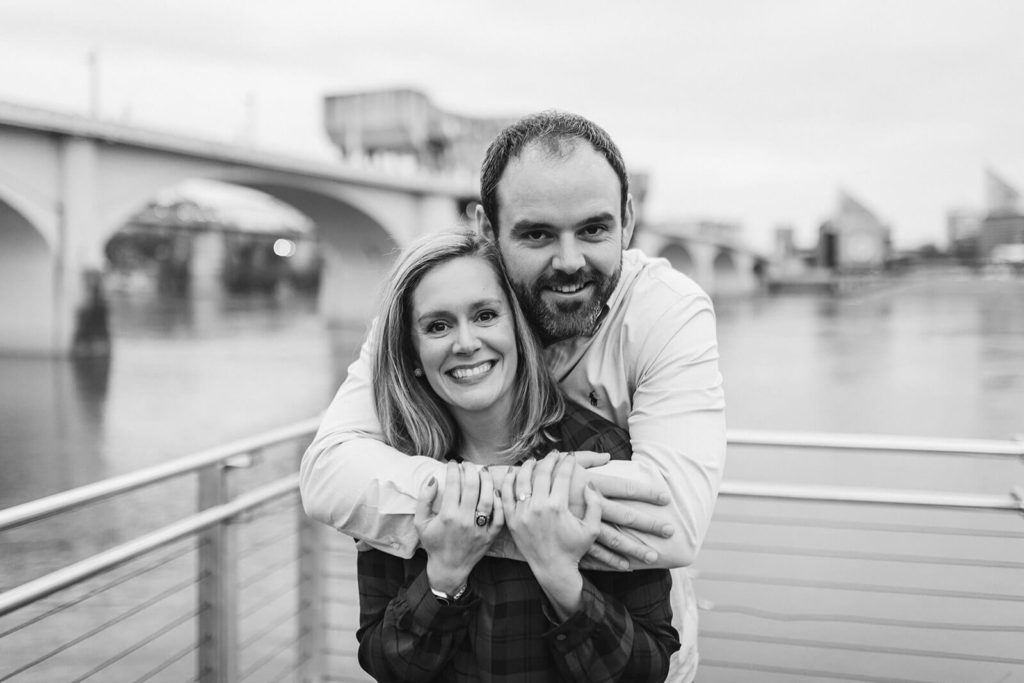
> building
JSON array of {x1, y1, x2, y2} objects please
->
[
  {"x1": 817, "y1": 190, "x2": 891, "y2": 271},
  {"x1": 946, "y1": 208, "x2": 983, "y2": 262},
  {"x1": 322, "y1": 88, "x2": 515, "y2": 174},
  {"x1": 978, "y1": 168, "x2": 1024, "y2": 264}
]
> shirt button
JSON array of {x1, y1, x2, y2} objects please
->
[
  {"x1": 555, "y1": 634, "x2": 567, "y2": 641},
  {"x1": 391, "y1": 542, "x2": 400, "y2": 549}
]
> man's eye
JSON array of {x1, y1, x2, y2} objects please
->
[
  {"x1": 581, "y1": 225, "x2": 607, "y2": 238},
  {"x1": 524, "y1": 230, "x2": 550, "y2": 241}
]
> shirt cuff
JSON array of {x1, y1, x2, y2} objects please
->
[
  {"x1": 404, "y1": 569, "x2": 478, "y2": 634},
  {"x1": 543, "y1": 577, "x2": 606, "y2": 651}
]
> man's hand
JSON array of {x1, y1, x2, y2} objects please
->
[{"x1": 573, "y1": 451, "x2": 676, "y2": 569}]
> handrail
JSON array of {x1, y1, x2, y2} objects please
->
[
  {"x1": 728, "y1": 428, "x2": 1024, "y2": 457},
  {"x1": 0, "y1": 417, "x2": 320, "y2": 532},
  {"x1": 3, "y1": 418, "x2": 1020, "y2": 534},
  {"x1": 0, "y1": 474, "x2": 298, "y2": 617},
  {"x1": 721, "y1": 480, "x2": 1024, "y2": 513}
]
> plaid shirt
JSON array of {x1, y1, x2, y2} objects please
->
[{"x1": 356, "y1": 402, "x2": 679, "y2": 682}]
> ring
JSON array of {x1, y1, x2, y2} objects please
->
[
  {"x1": 517, "y1": 492, "x2": 531, "y2": 502},
  {"x1": 475, "y1": 513, "x2": 489, "y2": 527}
]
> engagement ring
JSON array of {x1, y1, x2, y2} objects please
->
[
  {"x1": 517, "y1": 492, "x2": 531, "y2": 502},
  {"x1": 475, "y1": 513, "x2": 489, "y2": 527}
]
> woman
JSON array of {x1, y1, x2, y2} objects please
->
[{"x1": 356, "y1": 230, "x2": 678, "y2": 682}]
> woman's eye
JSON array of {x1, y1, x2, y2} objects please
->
[
  {"x1": 426, "y1": 321, "x2": 448, "y2": 334},
  {"x1": 477, "y1": 310, "x2": 497, "y2": 323}
]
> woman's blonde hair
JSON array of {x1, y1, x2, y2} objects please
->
[{"x1": 371, "y1": 230, "x2": 563, "y2": 463}]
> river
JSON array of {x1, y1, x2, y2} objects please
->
[{"x1": 1, "y1": 265, "x2": 1022, "y2": 681}]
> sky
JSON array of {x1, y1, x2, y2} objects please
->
[{"x1": 1, "y1": 0, "x2": 1022, "y2": 252}]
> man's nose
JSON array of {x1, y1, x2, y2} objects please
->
[
  {"x1": 452, "y1": 324, "x2": 481, "y2": 354},
  {"x1": 552, "y1": 236, "x2": 585, "y2": 273}
]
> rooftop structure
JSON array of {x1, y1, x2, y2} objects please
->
[{"x1": 323, "y1": 88, "x2": 515, "y2": 173}]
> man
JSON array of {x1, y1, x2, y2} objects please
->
[{"x1": 301, "y1": 110, "x2": 726, "y2": 682}]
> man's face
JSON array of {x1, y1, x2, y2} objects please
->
[{"x1": 479, "y1": 142, "x2": 634, "y2": 344}]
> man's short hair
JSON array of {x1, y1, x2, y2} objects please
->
[{"x1": 479, "y1": 110, "x2": 630, "y2": 233}]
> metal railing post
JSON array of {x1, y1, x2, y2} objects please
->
[
  {"x1": 297, "y1": 442, "x2": 326, "y2": 682},
  {"x1": 197, "y1": 462, "x2": 239, "y2": 683}
]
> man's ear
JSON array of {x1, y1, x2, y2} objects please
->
[
  {"x1": 476, "y1": 204, "x2": 496, "y2": 240},
  {"x1": 622, "y1": 194, "x2": 636, "y2": 249}
]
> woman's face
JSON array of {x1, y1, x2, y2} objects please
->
[{"x1": 410, "y1": 256, "x2": 519, "y2": 422}]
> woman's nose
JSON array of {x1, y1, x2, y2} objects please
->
[{"x1": 452, "y1": 325, "x2": 481, "y2": 354}]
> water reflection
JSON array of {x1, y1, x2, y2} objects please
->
[{"x1": 2, "y1": 270, "x2": 1023, "y2": 577}]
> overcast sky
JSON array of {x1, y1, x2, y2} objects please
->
[{"x1": 1, "y1": 0, "x2": 1022, "y2": 250}]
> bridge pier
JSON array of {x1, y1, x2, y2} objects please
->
[{"x1": 59, "y1": 138, "x2": 111, "y2": 357}]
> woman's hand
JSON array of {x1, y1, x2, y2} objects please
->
[
  {"x1": 501, "y1": 453, "x2": 602, "y2": 619},
  {"x1": 414, "y1": 461, "x2": 504, "y2": 595}
]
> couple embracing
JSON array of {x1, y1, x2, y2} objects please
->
[{"x1": 301, "y1": 111, "x2": 726, "y2": 682}]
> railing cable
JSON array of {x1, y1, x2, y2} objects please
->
[
  {"x1": 702, "y1": 541, "x2": 1024, "y2": 569},
  {"x1": 695, "y1": 570, "x2": 1024, "y2": 603},
  {"x1": 0, "y1": 476, "x2": 298, "y2": 617},
  {"x1": 0, "y1": 419, "x2": 317, "y2": 531},
  {"x1": 69, "y1": 608, "x2": 200, "y2": 683},
  {"x1": 699, "y1": 658, "x2": 934, "y2": 683},
  {"x1": 710, "y1": 511, "x2": 1024, "y2": 539},
  {"x1": 134, "y1": 641, "x2": 199, "y2": 683},
  {"x1": 701, "y1": 630, "x2": 1024, "y2": 666},
  {"x1": 0, "y1": 539, "x2": 196, "y2": 640},
  {"x1": 0, "y1": 576, "x2": 197, "y2": 681},
  {"x1": 238, "y1": 553, "x2": 297, "y2": 590},
  {"x1": 702, "y1": 603, "x2": 1024, "y2": 632},
  {"x1": 239, "y1": 627, "x2": 307, "y2": 681},
  {"x1": 239, "y1": 601, "x2": 308, "y2": 652}
]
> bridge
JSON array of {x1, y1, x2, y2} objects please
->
[
  {"x1": 0, "y1": 101, "x2": 475, "y2": 356},
  {"x1": 0, "y1": 100, "x2": 765, "y2": 357}
]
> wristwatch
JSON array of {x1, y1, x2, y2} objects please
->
[{"x1": 430, "y1": 583, "x2": 468, "y2": 606}]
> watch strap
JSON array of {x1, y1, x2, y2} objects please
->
[{"x1": 430, "y1": 583, "x2": 468, "y2": 605}]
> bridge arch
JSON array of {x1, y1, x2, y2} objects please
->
[
  {"x1": 0, "y1": 195, "x2": 57, "y2": 353},
  {"x1": 235, "y1": 181, "x2": 400, "y2": 325},
  {"x1": 101, "y1": 174, "x2": 402, "y2": 328},
  {"x1": 659, "y1": 243, "x2": 696, "y2": 276}
]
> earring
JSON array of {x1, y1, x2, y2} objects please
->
[{"x1": 413, "y1": 367, "x2": 424, "y2": 377}]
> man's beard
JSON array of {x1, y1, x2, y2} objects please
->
[{"x1": 510, "y1": 263, "x2": 620, "y2": 344}]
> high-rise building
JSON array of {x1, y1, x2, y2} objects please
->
[
  {"x1": 817, "y1": 190, "x2": 891, "y2": 271},
  {"x1": 979, "y1": 168, "x2": 1024, "y2": 263}
]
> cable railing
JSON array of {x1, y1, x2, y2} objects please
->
[
  {"x1": 0, "y1": 420, "x2": 1021, "y2": 682},
  {"x1": 697, "y1": 429, "x2": 1024, "y2": 682}
]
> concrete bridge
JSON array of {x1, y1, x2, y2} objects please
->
[
  {"x1": 634, "y1": 226, "x2": 767, "y2": 299},
  {"x1": 0, "y1": 101, "x2": 474, "y2": 356},
  {"x1": 0, "y1": 100, "x2": 764, "y2": 357}
]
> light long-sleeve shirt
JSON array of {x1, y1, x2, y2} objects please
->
[{"x1": 301, "y1": 248, "x2": 727, "y2": 682}]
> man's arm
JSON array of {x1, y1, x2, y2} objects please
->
[
  {"x1": 299, "y1": 327, "x2": 445, "y2": 557},
  {"x1": 586, "y1": 291, "x2": 727, "y2": 569}
]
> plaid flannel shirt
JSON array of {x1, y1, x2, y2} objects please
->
[{"x1": 356, "y1": 402, "x2": 680, "y2": 682}]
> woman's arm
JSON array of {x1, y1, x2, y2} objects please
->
[
  {"x1": 501, "y1": 453, "x2": 679, "y2": 681},
  {"x1": 545, "y1": 569, "x2": 679, "y2": 683},
  {"x1": 356, "y1": 549, "x2": 476, "y2": 682}
]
